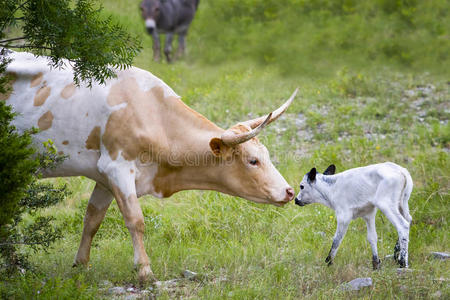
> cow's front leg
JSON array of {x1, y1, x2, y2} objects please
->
[
  {"x1": 164, "y1": 33, "x2": 174, "y2": 63},
  {"x1": 176, "y1": 33, "x2": 186, "y2": 58},
  {"x1": 364, "y1": 210, "x2": 381, "y2": 270},
  {"x1": 111, "y1": 184, "x2": 154, "y2": 282},
  {"x1": 74, "y1": 183, "x2": 113, "y2": 267},
  {"x1": 152, "y1": 32, "x2": 161, "y2": 62},
  {"x1": 325, "y1": 215, "x2": 350, "y2": 266}
]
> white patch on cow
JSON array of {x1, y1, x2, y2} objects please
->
[
  {"x1": 145, "y1": 18, "x2": 156, "y2": 28},
  {"x1": 135, "y1": 162, "x2": 162, "y2": 198},
  {"x1": 98, "y1": 151, "x2": 136, "y2": 199}
]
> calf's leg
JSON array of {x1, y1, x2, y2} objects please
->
[
  {"x1": 74, "y1": 183, "x2": 113, "y2": 266},
  {"x1": 363, "y1": 210, "x2": 381, "y2": 270},
  {"x1": 325, "y1": 215, "x2": 350, "y2": 266},
  {"x1": 378, "y1": 203, "x2": 410, "y2": 268}
]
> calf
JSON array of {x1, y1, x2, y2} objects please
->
[
  {"x1": 295, "y1": 162, "x2": 413, "y2": 269},
  {"x1": 140, "y1": 0, "x2": 199, "y2": 62}
]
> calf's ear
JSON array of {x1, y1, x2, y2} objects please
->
[
  {"x1": 324, "y1": 164, "x2": 336, "y2": 175},
  {"x1": 307, "y1": 168, "x2": 316, "y2": 182}
]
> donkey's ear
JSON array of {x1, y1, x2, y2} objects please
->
[
  {"x1": 307, "y1": 168, "x2": 317, "y2": 182},
  {"x1": 324, "y1": 164, "x2": 336, "y2": 175}
]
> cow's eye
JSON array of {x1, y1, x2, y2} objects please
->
[
  {"x1": 300, "y1": 185, "x2": 304, "y2": 190},
  {"x1": 249, "y1": 159, "x2": 258, "y2": 166}
]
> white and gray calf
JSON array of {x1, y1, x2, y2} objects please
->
[{"x1": 295, "y1": 162, "x2": 413, "y2": 269}]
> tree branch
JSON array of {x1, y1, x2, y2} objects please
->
[
  {"x1": 0, "y1": 37, "x2": 27, "y2": 44},
  {"x1": 0, "y1": 44, "x2": 52, "y2": 50}
]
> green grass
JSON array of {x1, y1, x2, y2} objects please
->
[{"x1": 1, "y1": 0, "x2": 449, "y2": 298}]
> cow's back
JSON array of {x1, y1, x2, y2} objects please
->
[{"x1": 4, "y1": 51, "x2": 178, "y2": 183}]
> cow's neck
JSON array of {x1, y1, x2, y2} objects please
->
[{"x1": 136, "y1": 97, "x2": 232, "y2": 197}]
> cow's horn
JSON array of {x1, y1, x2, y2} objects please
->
[
  {"x1": 242, "y1": 88, "x2": 298, "y2": 129},
  {"x1": 222, "y1": 113, "x2": 272, "y2": 146}
]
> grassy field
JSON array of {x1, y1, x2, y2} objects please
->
[{"x1": 1, "y1": 0, "x2": 449, "y2": 299}]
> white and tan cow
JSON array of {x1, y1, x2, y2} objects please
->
[{"x1": 2, "y1": 50, "x2": 297, "y2": 281}]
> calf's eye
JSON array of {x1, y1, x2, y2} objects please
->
[
  {"x1": 249, "y1": 159, "x2": 258, "y2": 166},
  {"x1": 300, "y1": 185, "x2": 304, "y2": 190}
]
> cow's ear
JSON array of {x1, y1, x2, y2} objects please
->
[
  {"x1": 324, "y1": 164, "x2": 336, "y2": 175},
  {"x1": 209, "y1": 138, "x2": 229, "y2": 156},
  {"x1": 307, "y1": 168, "x2": 316, "y2": 182}
]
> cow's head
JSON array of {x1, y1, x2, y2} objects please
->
[
  {"x1": 208, "y1": 89, "x2": 299, "y2": 206},
  {"x1": 140, "y1": 0, "x2": 161, "y2": 34}
]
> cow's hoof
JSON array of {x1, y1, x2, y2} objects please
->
[
  {"x1": 138, "y1": 265, "x2": 156, "y2": 283},
  {"x1": 325, "y1": 256, "x2": 333, "y2": 266}
]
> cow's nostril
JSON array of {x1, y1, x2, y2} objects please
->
[{"x1": 286, "y1": 187, "x2": 294, "y2": 199}]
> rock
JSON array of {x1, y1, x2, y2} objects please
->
[
  {"x1": 108, "y1": 286, "x2": 126, "y2": 295},
  {"x1": 99, "y1": 280, "x2": 113, "y2": 288},
  {"x1": 341, "y1": 277, "x2": 372, "y2": 291},
  {"x1": 431, "y1": 252, "x2": 450, "y2": 260},
  {"x1": 154, "y1": 279, "x2": 179, "y2": 289},
  {"x1": 126, "y1": 287, "x2": 137, "y2": 293},
  {"x1": 183, "y1": 269, "x2": 198, "y2": 280},
  {"x1": 431, "y1": 291, "x2": 442, "y2": 298}
]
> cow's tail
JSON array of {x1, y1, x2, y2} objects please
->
[{"x1": 399, "y1": 167, "x2": 413, "y2": 224}]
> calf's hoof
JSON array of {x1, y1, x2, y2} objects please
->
[
  {"x1": 138, "y1": 265, "x2": 156, "y2": 283},
  {"x1": 372, "y1": 258, "x2": 381, "y2": 270}
]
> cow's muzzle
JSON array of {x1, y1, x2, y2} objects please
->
[{"x1": 295, "y1": 197, "x2": 305, "y2": 206}]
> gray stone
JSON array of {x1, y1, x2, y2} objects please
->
[
  {"x1": 431, "y1": 291, "x2": 442, "y2": 298},
  {"x1": 108, "y1": 286, "x2": 126, "y2": 295},
  {"x1": 431, "y1": 252, "x2": 450, "y2": 260},
  {"x1": 126, "y1": 287, "x2": 137, "y2": 293},
  {"x1": 341, "y1": 277, "x2": 372, "y2": 291},
  {"x1": 183, "y1": 269, "x2": 198, "y2": 280},
  {"x1": 154, "y1": 279, "x2": 179, "y2": 289}
]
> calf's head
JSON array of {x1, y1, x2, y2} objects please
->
[
  {"x1": 208, "y1": 90, "x2": 299, "y2": 206},
  {"x1": 140, "y1": 0, "x2": 161, "y2": 34},
  {"x1": 295, "y1": 165, "x2": 335, "y2": 206}
]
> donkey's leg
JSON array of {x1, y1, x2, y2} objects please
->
[{"x1": 164, "y1": 33, "x2": 174, "y2": 62}]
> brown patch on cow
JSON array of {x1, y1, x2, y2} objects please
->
[
  {"x1": 85, "y1": 126, "x2": 101, "y2": 150},
  {"x1": 37, "y1": 111, "x2": 53, "y2": 130},
  {"x1": 62, "y1": 140, "x2": 69, "y2": 145},
  {"x1": 34, "y1": 83, "x2": 51, "y2": 106},
  {"x1": 78, "y1": 151, "x2": 81, "y2": 154},
  {"x1": 60, "y1": 83, "x2": 76, "y2": 99},
  {"x1": 0, "y1": 72, "x2": 17, "y2": 101},
  {"x1": 130, "y1": 169, "x2": 134, "y2": 174},
  {"x1": 103, "y1": 77, "x2": 220, "y2": 161},
  {"x1": 85, "y1": 112, "x2": 88, "y2": 117},
  {"x1": 30, "y1": 72, "x2": 43, "y2": 87}
]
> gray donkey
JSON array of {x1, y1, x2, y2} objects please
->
[
  {"x1": 140, "y1": 0, "x2": 199, "y2": 62},
  {"x1": 295, "y1": 163, "x2": 413, "y2": 269}
]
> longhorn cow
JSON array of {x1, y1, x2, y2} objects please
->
[{"x1": 3, "y1": 51, "x2": 297, "y2": 281}]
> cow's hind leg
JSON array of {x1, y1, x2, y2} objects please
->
[
  {"x1": 394, "y1": 239, "x2": 400, "y2": 262},
  {"x1": 363, "y1": 209, "x2": 381, "y2": 270},
  {"x1": 111, "y1": 185, "x2": 154, "y2": 282},
  {"x1": 74, "y1": 183, "x2": 113, "y2": 266},
  {"x1": 164, "y1": 33, "x2": 174, "y2": 63}
]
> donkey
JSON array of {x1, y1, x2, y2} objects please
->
[
  {"x1": 140, "y1": 0, "x2": 199, "y2": 62},
  {"x1": 295, "y1": 163, "x2": 413, "y2": 269}
]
